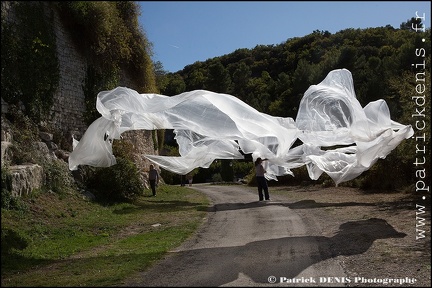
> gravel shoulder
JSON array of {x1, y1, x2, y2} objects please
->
[{"x1": 270, "y1": 185, "x2": 431, "y2": 287}]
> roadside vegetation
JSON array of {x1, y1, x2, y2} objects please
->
[{"x1": 1, "y1": 184, "x2": 208, "y2": 287}]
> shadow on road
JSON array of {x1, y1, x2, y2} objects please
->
[
  {"x1": 209, "y1": 199, "x2": 376, "y2": 212},
  {"x1": 154, "y1": 218, "x2": 405, "y2": 286}
]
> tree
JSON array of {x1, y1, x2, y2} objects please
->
[
  {"x1": 232, "y1": 62, "x2": 251, "y2": 100},
  {"x1": 186, "y1": 69, "x2": 206, "y2": 90},
  {"x1": 291, "y1": 59, "x2": 314, "y2": 111},
  {"x1": 270, "y1": 72, "x2": 293, "y2": 116},
  {"x1": 154, "y1": 61, "x2": 168, "y2": 92},
  {"x1": 245, "y1": 71, "x2": 273, "y2": 113},
  {"x1": 159, "y1": 25, "x2": 430, "y2": 190},
  {"x1": 205, "y1": 61, "x2": 232, "y2": 93},
  {"x1": 400, "y1": 17, "x2": 423, "y2": 31},
  {"x1": 220, "y1": 159, "x2": 234, "y2": 182},
  {"x1": 163, "y1": 74, "x2": 186, "y2": 95}
]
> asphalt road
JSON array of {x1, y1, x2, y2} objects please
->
[{"x1": 125, "y1": 184, "x2": 346, "y2": 287}]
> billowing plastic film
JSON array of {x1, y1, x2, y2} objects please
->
[{"x1": 68, "y1": 69, "x2": 413, "y2": 185}]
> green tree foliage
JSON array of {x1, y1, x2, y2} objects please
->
[
  {"x1": 55, "y1": 1, "x2": 157, "y2": 124},
  {"x1": 83, "y1": 65, "x2": 121, "y2": 125},
  {"x1": 154, "y1": 60, "x2": 169, "y2": 92},
  {"x1": 400, "y1": 17, "x2": 423, "y2": 30},
  {"x1": 220, "y1": 160, "x2": 234, "y2": 182},
  {"x1": 55, "y1": 2, "x2": 151, "y2": 73},
  {"x1": 232, "y1": 62, "x2": 252, "y2": 100},
  {"x1": 163, "y1": 74, "x2": 186, "y2": 95},
  {"x1": 205, "y1": 61, "x2": 232, "y2": 93},
  {"x1": 87, "y1": 141, "x2": 144, "y2": 202},
  {"x1": 246, "y1": 71, "x2": 274, "y2": 113},
  {"x1": 186, "y1": 69, "x2": 207, "y2": 91},
  {"x1": 163, "y1": 22, "x2": 430, "y2": 190},
  {"x1": 87, "y1": 157, "x2": 144, "y2": 203}
]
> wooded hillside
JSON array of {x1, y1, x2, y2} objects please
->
[{"x1": 157, "y1": 19, "x2": 430, "y2": 190}]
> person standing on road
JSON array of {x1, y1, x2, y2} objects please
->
[
  {"x1": 148, "y1": 164, "x2": 159, "y2": 196},
  {"x1": 186, "y1": 173, "x2": 193, "y2": 186},
  {"x1": 255, "y1": 157, "x2": 270, "y2": 201}
]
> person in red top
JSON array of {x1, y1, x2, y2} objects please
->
[{"x1": 254, "y1": 157, "x2": 270, "y2": 201}]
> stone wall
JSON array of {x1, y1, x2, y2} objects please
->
[
  {"x1": 121, "y1": 130, "x2": 159, "y2": 188},
  {"x1": 49, "y1": 3, "x2": 88, "y2": 135},
  {"x1": 1, "y1": 2, "x2": 88, "y2": 136},
  {"x1": 1, "y1": 2, "x2": 159, "y2": 194}
]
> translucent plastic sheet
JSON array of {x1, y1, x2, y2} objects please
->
[{"x1": 68, "y1": 69, "x2": 413, "y2": 185}]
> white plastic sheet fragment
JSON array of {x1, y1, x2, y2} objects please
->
[{"x1": 68, "y1": 69, "x2": 414, "y2": 185}]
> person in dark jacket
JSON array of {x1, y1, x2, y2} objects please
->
[
  {"x1": 148, "y1": 164, "x2": 159, "y2": 196},
  {"x1": 255, "y1": 157, "x2": 270, "y2": 201}
]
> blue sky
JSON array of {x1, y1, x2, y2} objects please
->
[{"x1": 138, "y1": 1, "x2": 431, "y2": 72}]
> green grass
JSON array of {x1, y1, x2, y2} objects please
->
[{"x1": 1, "y1": 185, "x2": 209, "y2": 287}]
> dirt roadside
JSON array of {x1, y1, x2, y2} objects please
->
[{"x1": 270, "y1": 185, "x2": 431, "y2": 287}]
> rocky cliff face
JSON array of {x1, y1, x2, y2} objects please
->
[{"x1": 1, "y1": 2, "x2": 159, "y2": 196}]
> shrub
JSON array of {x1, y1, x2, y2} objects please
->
[
  {"x1": 44, "y1": 159, "x2": 76, "y2": 194},
  {"x1": 211, "y1": 173, "x2": 223, "y2": 183},
  {"x1": 356, "y1": 155, "x2": 408, "y2": 191},
  {"x1": 1, "y1": 167, "x2": 13, "y2": 209},
  {"x1": 1, "y1": 228, "x2": 29, "y2": 255},
  {"x1": 88, "y1": 157, "x2": 144, "y2": 203}
]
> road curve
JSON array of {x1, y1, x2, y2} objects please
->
[{"x1": 125, "y1": 184, "x2": 346, "y2": 287}]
